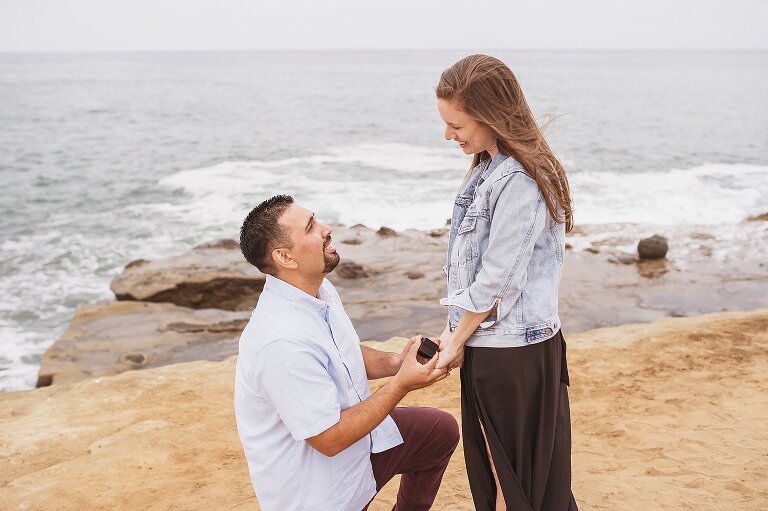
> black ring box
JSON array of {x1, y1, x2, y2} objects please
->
[{"x1": 417, "y1": 337, "x2": 439, "y2": 360}]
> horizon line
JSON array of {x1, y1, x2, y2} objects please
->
[{"x1": 1, "y1": 47, "x2": 767, "y2": 55}]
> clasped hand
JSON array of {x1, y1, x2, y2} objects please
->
[
  {"x1": 434, "y1": 334, "x2": 465, "y2": 371},
  {"x1": 394, "y1": 333, "x2": 463, "y2": 386},
  {"x1": 392, "y1": 336, "x2": 449, "y2": 392}
]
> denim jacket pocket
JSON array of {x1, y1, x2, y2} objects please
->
[
  {"x1": 456, "y1": 214, "x2": 480, "y2": 262},
  {"x1": 457, "y1": 214, "x2": 477, "y2": 235},
  {"x1": 456, "y1": 213, "x2": 480, "y2": 288}
]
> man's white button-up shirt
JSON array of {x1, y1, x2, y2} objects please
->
[{"x1": 234, "y1": 275, "x2": 403, "y2": 511}]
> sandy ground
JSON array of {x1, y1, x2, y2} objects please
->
[{"x1": 2, "y1": 309, "x2": 767, "y2": 510}]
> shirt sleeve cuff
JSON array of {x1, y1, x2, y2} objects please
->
[
  {"x1": 292, "y1": 410, "x2": 341, "y2": 441},
  {"x1": 440, "y1": 290, "x2": 502, "y2": 329}
]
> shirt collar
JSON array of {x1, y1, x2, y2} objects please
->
[{"x1": 264, "y1": 274, "x2": 329, "y2": 316}]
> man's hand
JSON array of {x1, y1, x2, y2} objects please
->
[
  {"x1": 398, "y1": 335, "x2": 444, "y2": 366},
  {"x1": 308, "y1": 339, "x2": 447, "y2": 457},
  {"x1": 392, "y1": 341, "x2": 449, "y2": 392},
  {"x1": 395, "y1": 336, "x2": 420, "y2": 369}
]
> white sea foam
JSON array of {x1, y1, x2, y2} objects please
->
[
  {"x1": 0, "y1": 326, "x2": 49, "y2": 391},
  {"x1": 0, "y1": 364, "x2": 39, "y2": 392},
  {"x1": 571, "y1": 163, "x2": 768, "y2": 225},
  {"x1": 159, "y1": 145, "x2": 768, "y2": 231},
  {"x1": 0, "y1": 206, "x2": 195, "y2": 392},
  {"x1": 157, "y1": 144, "x2": 468, "y2": 231}
]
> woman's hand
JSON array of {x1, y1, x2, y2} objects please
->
[
  {"x1": 439, "y1": 321, "x2": 451, "y2": 345},
  {"x1": 435, "y1": 334, "x2": 465, "y2": 370}
]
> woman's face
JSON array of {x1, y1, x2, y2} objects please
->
[{"x1": 437, "y1": 98, "x2": 498, "y2": 156}]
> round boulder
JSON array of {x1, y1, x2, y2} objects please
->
[{"x1": 638, "y1": 235, "x2": 669, "y2": 260}]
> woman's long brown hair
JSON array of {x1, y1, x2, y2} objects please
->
[{"x1": 436, "y1": 54, "x2": 574, "y2": 232}]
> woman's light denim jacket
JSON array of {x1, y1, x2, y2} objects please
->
[{"x1": 441, "y1": 153, "x2": 565, "y2": 348}]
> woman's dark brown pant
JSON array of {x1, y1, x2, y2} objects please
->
[
  {"x1": 461, "y1": 332, "x2": 578, "y2": 511},
  {"x1": 362, "y1": 406, "x2": 460, "y2": 511}
]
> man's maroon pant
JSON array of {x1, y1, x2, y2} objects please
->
[{"x1": 363, "y1": 406, "x2": 460, "y2": 511}]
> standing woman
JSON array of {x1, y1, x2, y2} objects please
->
[{"x1": 434, "y1": 55, "x2": 578, "y2": 511}]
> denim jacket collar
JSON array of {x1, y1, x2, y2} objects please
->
[
  {"x1": 479, "y1": 152, "x2": 509, "y2": 183},
  {"x1": 457, "y1": 152, "x2": 509, "y2": 203}
]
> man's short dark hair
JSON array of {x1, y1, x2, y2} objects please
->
[{"x1": 240, "y1": 195, "x2": 295, "y2": 274}]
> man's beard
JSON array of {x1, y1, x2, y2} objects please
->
[
  {"x1": 323, "y1": 251, "x2": 340, "y2": 273},
  {"x1": 322, "y1": 235, "x2": 340, "y2": 273}
]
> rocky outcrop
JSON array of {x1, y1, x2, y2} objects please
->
[
  {"x1": 37, "y1": 301, "x2": 250, "y2": 386},
  {"x1": 45, "y1": 224, "x2": 764, "y2": 389},
  {"x1": 111, "y1": 240, "x2": 265, "y2": 311},
  {"x1": 109, "y1": 226, "x2": 452, "y2": 344}
]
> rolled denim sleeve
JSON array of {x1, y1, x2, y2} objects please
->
[{"x1": 440, "y1": 172, "x2": 547, "y2": 328}]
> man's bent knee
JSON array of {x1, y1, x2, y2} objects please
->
[{"x1": 433, "y1": 410, "x2": 460, "y2": 452}]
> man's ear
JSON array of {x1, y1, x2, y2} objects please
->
[{"x1": 271, "y1": 247, "x2": 298, "y2": 271}]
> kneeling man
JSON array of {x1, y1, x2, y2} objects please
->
[{"x1": 234, "y1": 195, "x2": 459, "y2": 511}]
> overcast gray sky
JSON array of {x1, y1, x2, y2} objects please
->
[{"x1": 1, "y1": 0, "x2": 766, "y2": 52}]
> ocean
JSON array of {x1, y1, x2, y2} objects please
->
[{"x1": 1, "y1": 50, "x2": 767, "y2": 391}]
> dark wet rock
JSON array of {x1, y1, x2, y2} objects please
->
[
  {"x1": 161, "y1": 318, "x2": 248, "y2": 334},
  {"x1": 121, "y1": 352, "x2": 148, "y2": 367},
  {"x1": 638, "y1": 235, "x2": 669, "y2": 260},
  {"x1": 404, "y1": 271, "x2": 425, "y2": 280},
  {"x1": 377, "y1": 226, "x2": 398, "y2": 237},
  {"x1": 342, "y1": 238, "x2": 362, "y2": 245},
  {"x1": 637, "y1": 259, "x2": 669, "y2": 279},
  {"x1": 127, "y1": 278, "x2": 264, "y2": 311},
  {"x1": 428, "y1": 229, "x2": 447, "y2": 238},
  {"x1": 336, "y1": 261, "x2": 371, "y2": 279},
  {"x1": 565, "y1": 243, "x2": 573, "y2": 250},
  {"x1": 585, "y1": 247, "x2": 600, "y2": 254},
  {"x1": 37, "y1": 301, "x2": 250, "y2": 386},
  {"x1": 35, "y1": 374, "x2": 53, "y2": 388},
  {"x1": 111, "y1": 243, "x2": 265, "y2": 311}
]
